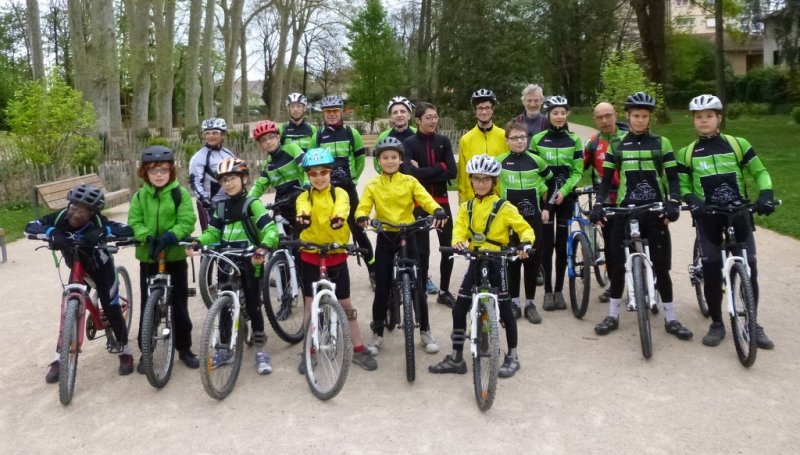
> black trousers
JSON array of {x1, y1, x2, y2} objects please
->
[
  {"x1": 414, "y1": 203, "x2": 454, "y2": 293},
  {"x1": 138, "y1": 260, "x2": 193, "y2": 353},
  {"x1": 342, "y1": 183, "x2": 375, "y2": 269},
  {"x1": 508, "y1": 215, "x2": 543, "y2": 301}
]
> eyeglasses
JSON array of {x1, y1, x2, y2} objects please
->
[
  {"x1": 470, "y1": 175, "x2": 493, "y2": 184},
  {"x1": 219, "y1": 175, "x2": 240, "y2": 184},
  {"x1": 204, "y1": 130, "x2": 223, "y2": 136},
  {"x1": 147, "y1": 167, "x2": 171, "y2": 176},
  {"x1": 421, "y1": 114, "x2": 439, "y2": 121},
  {"x1": 323, "y1": 109, "x2": 341, "y2": 114},
  {"x1": 307, "y1": 169, "x2": 331, "y2": 178},
  {"x1": 475, "y1": 106, "x2": 493, "y2": 112},
  {"x1": 259, "y1": 133, "x2": 279, "y2": 141},
  {"x1": 507, "y1": 135, "x2": 527, "y2": 142}
]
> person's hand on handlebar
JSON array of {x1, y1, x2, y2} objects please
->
[
  {"x1": 453, "y1": 241, "x2": 469, "y2": 251},
  {"x1": 330, "y1": 216, "x2": 345, "y2": 230},
  {"x1": 433, "y1": 208, "x2": 448, "y2": 229},
  {"x1": 518, "y1": 243, "x2": 532, "y2": 260},
  {"x1": 356, "y1": 216, "x2": 370, "y2": 229}
]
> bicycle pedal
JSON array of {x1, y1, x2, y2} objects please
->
[{"x1": 187, "y1": 287, "x2": 197, "y2": 297}]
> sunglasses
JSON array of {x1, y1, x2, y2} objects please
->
[{"x1": 307, "y1": 169, "x2": 331, "y2": 178}]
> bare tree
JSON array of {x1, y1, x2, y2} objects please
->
[
  {"x1": 240, "y1": 26, "x2": 250, "y2": 124},
  {"x1": 201, "y1": 0, "x2": 216, "y2": 119},
  {"x1": 26, "y1": 0, "x2": 45, "y2": 80},
  {"x1": 153, "y1": 0, "x2": 176, "y2": 133},
  {"x1": 309, "y1": 34, "x2": 344, "y2": 97},
  {"x1": 184, "y1": 0, "x2": 203, "y2": 129},
  {"x1": 281, "y1": 0, "x2": 323, "y2": 107},
  {"x1": 255, "y1": 10, "x2": 280, "y2": 113},
  {"x1": 267, "y1": 0, "x2": 292, "y2": 119},
  {"x1": 124, "y1": 0, "x2": 152, "y2": 132},
  {"x1": 219, "y1": 0, "x2": 245, "y2": 124}
]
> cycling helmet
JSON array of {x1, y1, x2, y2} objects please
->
[
  {"x1": 202, "y1": 117, "x2": 228, "y2": 132},
  {"x1": 543, "y1": 95, "x2": 569, "y2": 113},
  {"x1": 465, "y1": 154, "x2": 501, "y2": 177},
  {"x1": 320, "y1": 95, "x2": 344, "y2": 110},
  {"x1": 387, "y1": 96, "x2": 414, "y2": 114},
  {"x1": 216, "y1": 158, "x2": 249, "y2": 177},
  {"x1": 471, "y1": 88, "x2": 497, "y2": 107},
  {"x1": 286, "y1": 92, "x2": 308, "y2": 107},
  {"x1": 689, "y1": 94, "x2": 723, "y2": 112},
  {"x1": 252, "y1": 120, "x2": 280, "y2": 140},
  {"x1": 141, "y1": 145, "x2": 175, "y2": 163},
  {"x1": 302, "y1": 148, "x2": 335, "y2": 169},
  {"x1": 624, "y1": 92, "x2": 656, "y2": 111},
  {"x1": 67, "y1": 184, "x2": 105, "y2": 212},
  {"x1": 373, "y1": 136, "x2": 405, "y2": 159}
]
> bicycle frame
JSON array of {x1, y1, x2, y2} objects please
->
[
  {"x1": 711, "y1": 207, "x2": 754, "y2": 318},
  {"x1": 308, "y1": 256, "x2": 340, "y2": 356},
  {"x1": 204, "y1": 248, "x2": 250, "y2": 352},
  {"x1": 468, "y1": 259, "x2": 502, "y2": 359},
  {"x1": 566, "y1": 198, "x2": 592, "y2": 280}
]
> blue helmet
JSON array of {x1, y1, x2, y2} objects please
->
[{"x1": 302, "y1": 148, "x2": 335, "y2": 169}]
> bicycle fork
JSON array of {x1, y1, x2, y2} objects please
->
[
  {"x1": 469, "y1": 293, "x2": 500, "y2": 358},
  {"x1": 721, "y1": 248, "x2": 751, "y2": 318},
  {"x1": 623, "y1": 245, "x2": 658, "y2": 312},
  {"x1": 309, "y1": 288, "x2": 339, "y2": 353}
]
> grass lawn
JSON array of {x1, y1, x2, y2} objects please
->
[{"x1": 0, "y1": 202, "x2": 47, "y2": 243}]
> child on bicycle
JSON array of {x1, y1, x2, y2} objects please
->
[
  {"x1": 194, "y1": 158, "x2": 279, "y2": 375},
  {"x1": 295, "y1": 148, "x2": 377, "y2": 372},
  {"x1": 128, "y1": 146, "x2": 199, "y2": 372},
  {"x1": 25, "y1": 184, "x2": 135, "y2": 382},
  {"x1": 355, "y1": 137, "x2": 448, "y2": 356},
  {"x1": 428, "y1": 155, "x2": 534, "y2": 379},
  {"x1": 677, "y1": 94, "x2": 777, "y2": 349}
]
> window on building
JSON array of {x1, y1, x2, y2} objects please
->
[
  {"x1": 675, "y1": 0, "x2": 689, "y2": 5},
  {"x1": 706, "y1": 17, "x2": 716, "y2": 28}
]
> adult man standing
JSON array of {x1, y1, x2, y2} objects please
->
[
  {"x1": 513, "y1": 84, "x2": 547, "y2": 146},
  {"x1": 457, "y1": 89, "x2": 509, "y2": 204},
  {"x1": 279, "y1": 93, "x2": 317, "y2": 152},
  {"x1": 189, "y1": 117, "x2": 236, "y2": 230},
  {"x1": 374, "y1": 96, "x2": 417, "y2": 173}
]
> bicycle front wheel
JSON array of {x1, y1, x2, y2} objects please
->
[
  {"x1": 59, "y1": 298, "x2": 81, "y2": 405},
  {"x1": 263, "y1": 252, "x2": 304, "y2": 344},
  {"x1": 198, "y1": 255, "x2": 219, "y2": 309},
  {"x1": 691, "y1": 238, "x2": 709, "y2": 318},
  {"x1": 116, "y1": 266, "x2": 134, "y2": 331},
  {"x1": 569, "y1": 234, "x2": 592, "y2": 319},
  {"x1": 730, "y1": 263, "x2": 758, "y2": 367},
  {"x1": 592, "y1": 225, "x2": 609, "y2": 286},
  {"x1": 473, "y1": 299, "x2": 500, "y2": 411},
  {"x1": 304, "y1": 296, "x2": 352, "y2": 401},
  {"x1": 142, "y1": 288, "x2": 175, "y2": 389},
  {"x1": 632, "y1": 256, "x2": 652, "y2": 359},
  {"x1": 199, "y1": 295, "x2": 244, "y2": 400},
  {"x1": 401, "y1": 274, "x2": 416, "y2": 382}
]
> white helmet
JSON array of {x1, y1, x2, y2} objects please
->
[
  {"x1": 387, "y1": 96, "x2": 413, "y2": 114},
  {"x1": 286, "y1": 93, "x2": 308, "y2": 107},
  {"x1": 202, "y1": 117, "x2": 228, "y2": 132},
  {"x1": 466, "y1": 154, "x2": 501, "y2": 177},
  {"x1": 689, "y1": 94, "x2": 723, "y2": 112}
]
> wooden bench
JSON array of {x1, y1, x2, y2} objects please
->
[
  {"x1": 33, "y1": 173, "x2": 131, "y2": 219},
  {"x1": 0, "y1": 228, "x2": 7, "y2": 263}
]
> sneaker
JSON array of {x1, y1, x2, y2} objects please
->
[
  {"x1": 136, "y1": 358, "x2": 146, "y2": 374},
  {"x1": 594, "y1": 316, "x2": 619, "y2": 335},
  {"x1": 420, "y1": 331, "x2": 440, "y2": 354},
  {"x1": 369, "y1": 271, "x2": 376, "y2": 292},
  {"x1": 428, "y1": 354, "x2": 467, "y2": 374},
  {"x1": 352, "y1": 350, "x2": 378, "y2": 371},
  {"x1": 118, "y1": 354, "x2": 134, "y2": 376},
  {"x1": 702, "y1": 321, "x2": 726, "y2": 347},
  {"x1": 543, "y1": 292, "x2": 556, "y2": 311},
  {"x1": 511, "y1": 305, "x2": 522, "y2": 319},
  {"x1": 598, "y1": 289, "x2": 610, "y2": 303},
  {"x1": 426, "y1": 277, "x2": 439, "y2": 295},
  {"x1": 366, "y1": 334, "x2": 383, "y2": 356},
  {"x1": 211, "y1": 348, "x2": 234, "y2": 369},
  {"x1": 437, "y1": 291, "x2": 455, "y2": 308},
  {"x1": 537, "y1": 269, "x2": 544, "y2": 286},
  {"x1": 553, "y1": 292, "x2": 567, "y2": 310},
  {"x1": 498, "y1": 354, "x2": 520, "y2": 378},
  {"x1": 178, "y1": 350, "x2": 200, "y2": 369},
  {"x1": 297, "y1": 354, "x2": 316, "y2": 375},
  {"x1": 665, "y1": 319, "x2": 693, "y2": 340},
  {"x1": 256, "y1": 351, "x2": 273, "y2": 375},
  {"x1": 524, "y1": 303, "x2": 542, "y2": 324},
  {"x1": 45, "y1": 361, "x2": 60, "y2": 384},
  {"x1": 755, "y1": 324, "x2": 774, "y2": 350}
]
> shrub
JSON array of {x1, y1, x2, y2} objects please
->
[
  {"x1": 596, "y1": 49, "x2": 666, "y2": 120},
  {"x1": 792, "y1": 106, "x2": 800, "y2": 124},
  {"x1": 148, "y1": 136, "x2": 170, "y2": 147}
]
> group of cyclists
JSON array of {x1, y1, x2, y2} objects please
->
[{"x1": 27, "y1": 84, "x2": 778, "y2": 386}]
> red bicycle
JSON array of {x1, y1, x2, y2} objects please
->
[{"x1": 30, "y1": 234, "x2": 134, "y2": 405}]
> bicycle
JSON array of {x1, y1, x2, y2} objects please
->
[
  {"x1": 576, "y1": 186, "x2": 610, "y2": 287},
  {"x1": 688, "y1": 227, "x2": 710, "y2": 318},
  {"x1": 369, "y1": 216, "x2": 434, "y2": 382},
  {"x1": 29, "y1": 234, "x2": 134, "y2": 405},
  {"x1": 279, "y1": 240, "x2": 363, "y2": 400},
  {"x1": 565, "y1": 187, "x2": 597, "y2": 318},
  {"x1": 439, "y1": 246, "x2": 518, "y2": 412}
]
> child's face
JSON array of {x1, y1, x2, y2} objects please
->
[
  {"x1": 66, "y1": 202, "x2": 95, "y2": 228},
  {"x1": 378, "y1": 150, "x2": 402, "y2": 174},
  {"x1": 470, "y1": 174, "x2": 494, "y2": 197},
  {"x1": 146, "y1": 162, "x2": 172, "y2": 188},
  {"x1": 506, "y1": 128, "x2": 528, "y2": 153},
  {"x1": 219, "y1": 173, "x2": 244, "y2": 196},
  {"x1": 692, "y1": 110, "x2": 721, "y2": 136},
  {"x1": 626, "y1": 108, "x2": 651, "y2": 134},
  {"x1": 288, "y1": 103, "x2": 305, "y2": 121},
  {"x1": 307, "y1": 166, "x2": 331, "y2": 191},
  {"x1": 549, "y1": 107, "x2": 568, "y2": 127},
  {"x1": 257, "y1": 133, "x2": 280, "y2": 153}
]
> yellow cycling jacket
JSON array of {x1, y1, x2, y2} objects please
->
[
  {"x1": 453, "y1": 194, "x2": 535, "y2": 251},
  {"x1": 457, "y1": 124, "x2": 509, "y2": 203},
  {"x1": 356, "y1": 172, "x2": 441, "y2": 229},
  {"x1": 295, "y1": 186, "x2": 351, "y2": 249}
]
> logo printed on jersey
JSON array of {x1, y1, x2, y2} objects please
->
[
  {"x1": 517, "y1": 199, "x2": 537, "y2": 217},
  {"x1": 710, "y1": 183, "x2": 737, "y2": 205},
  {"x1": 628, "y1": 182, "x2": 657, "y2": 201}
]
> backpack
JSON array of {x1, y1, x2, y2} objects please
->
[
  {"x1": 466, "y1": 198, "x2": 507, "y2": 247},
  {"x1": 683, "y1": 134, "x2": 745, "y2": 169},
  {"x1": 212, "y1": 196, "x2": 261, "y2": 245}
]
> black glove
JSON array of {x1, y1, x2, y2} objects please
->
[
  {"x1": 356, "y1": 216, "x2": 369, "y2": 225},
  {"x1": 48, "y1": 229, "x2": 68, "y2": 251},
  {"x1": 80, "y1": 227, "x2": 107, "y2": 246},
  {"x1": 589, "y1": 203, "x2": 605, "y2": 224},
  {"x1": 200, "y1": 197, "x2": 213, "y2": 210},
  {"x1": 433, "y1": 208, "x2": 447, "y2": 221},
  {"x1": 685, "y1": 194, "x2": 707, "y2": 218},
  {"x1": 755, "y1": 190, "x2": 776, "y2": 216},
  {"x1": 148, "y1": 232, "x2": 177, "y2": 259},
  {"x1": 664, "y1": 199, "x2": 681, "y2": 222},
  {"x1": 330, "y1": 216, "x2": 344, "y2": 230}
]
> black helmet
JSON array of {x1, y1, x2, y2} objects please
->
[
  {"x1": 471, "y1": 88, "x2": 497, "y2": 107},
  {"x1": 67, "y1": 184, "x2": 105, "y2": 212},
  {"x1": 624, "y1": 92, "x2": 656, "y2": 111},
  {"x1": 141, "y1": 145, "x2": 175, "y2": 163},
  {"x1": 374, "y1": 136, "x2": 405, "y2": 159}
]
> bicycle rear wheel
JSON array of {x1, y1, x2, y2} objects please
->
[
  {"x1": 142, "y1": 288, "x2": 175, "y2": 389},
  {"x1": 198, "y1": 255, "x2": 219, "y2": 309},
  {"x1": 304, "y1": 296, "x2": 352, "y2": 401},
  {"x1": 59, "y1": 298, "x2": 81, "y2": 405},
  {"x1": 401, "y1": 274, "x2": 416, "y2": 382},
  {"x1": 263, "y1": 252, "x2": 304, "y2": 344},
  {"x1": 116, "y1": 266, "x2": 133, "y2": 331},
  {"x1": 632, "y1": 256, "x2": 652, "y2": 359},
  {"x1": 690, "y1": 238, "x2": 710, "y2": 318},
  {"x1": 730, "y1": 263, "x2": 758, "y2": 367},
  {"x1": 592, "y1": 225, "x2": 609, "y2": 286},
  {"x1": 199, "y1": 295, "x2": 244, "y2": 400},
  {"x1": 473, "y1": 299, "x2": 500, "y2": 411},
  {"x1": 569, "y1": 234, "x2": 591, "y2": 319}
]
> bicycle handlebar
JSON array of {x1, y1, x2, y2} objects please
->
[
  {"x1": 279, "y1": 240, "x2": 368, "y2": 257},
  {"x1": 369, "y1": 216, "x2": 434, "y2": 233},
  {"x1": 439, "y1": 246, "x2": 520, "y2": 259},
  {"x1": 28, "y1": 234, "x2": 135, "y2": 253},
  {"x1": 603, "y1": 202, "x2": 664, "y2": 217},
  {"x1": 574, "y1": 185, "x2": 597, "y2": 196}
]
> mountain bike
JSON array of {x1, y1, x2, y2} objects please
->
[
  {"x1": 29, "y1": 234, "x2": 133, "y2": 405},
  {"x1": 440, "y1": 246, "x2": 517, "y2": 412},
  {"x1": 576, "y1": 186, "x2": 609, "y2": 287},
  {"x1": 369, "y1": 216, "x2": 434, "y2": 382},
  {"x1": 565, "y1": 189, "x2": 594, "y2": 318},
  {"x1": 280, "y1": 240, "x2": 364, "y2": 400},
  {"x1": 688, "y1": 228, "x2": 710, "y2": 318}
]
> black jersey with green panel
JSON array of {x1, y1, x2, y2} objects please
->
[
  {"x1": 279, "y1": 120, "x2": 318, "y2": 152},
  {"x1": 676, "y1": 134, "x2": 772, "y2": 205},
  {"x1": 603, "y1": 132, "x2": 680, "y2": 206},
  {"x1": 316, "y1": 124, "x2": 366, "y2": 187},
  {"x1": 530, "y1": 128, "x2": 584, "y2": 199},
  {"x1": 249, "y1": 142, "x2": 307, "y2": 199},
  {"x1": 497, "y1": 150, "x2": 553, "y2": 217}
]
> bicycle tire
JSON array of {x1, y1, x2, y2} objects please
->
[
  {"x1": 730, "y1": 263, "x2": 758, "y2": 367},
  {"x1": 59, "y1": 298, "x2": 81, "y2": 405},
  {"x1": 386, "y1": 284, "x2": 399, "y2": 331},
  {"x1": 116, "y1": 266, "x2": 134, "y2": 331},
  {"x1": 632, "y1": 256, "x2": 652, "y2": 359},
  {"x1": 592, "y1": 226, "x2": 609, "y2": 287},
  {"x1": 690, "y1": 238, "x2": 710, "y2": 318},
  {"x1": 263, "y1": 252, "x2": 304, "y2": 343},
  {"x1": 198, "y1": 255, "x2": 219, "y2": 309},
  {"x1": 569, "y1": 234, "x2": 592, "y2": 319},
  {"x1": 199, "y1": 295, "x2": 244, "y2": 400},
  {"x1": 142, "y1": 288, "x2": 175, "y2": 389},
  {"x1": 401, "y1": 273, "x2": 416, "y2": 382},
  {"x1": 473, "y1": 298, "x2": 500, "y2": 411},
  {"x1": 304, "y1": 296, "x2": 352, "y2": 401}
]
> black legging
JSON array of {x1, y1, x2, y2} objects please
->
[
  {"x1": 508, "y1": 215, "x2": 543, "y2": 301},
  {"x1": 541, "y1": 198, "x2": 573, "y2": 294},
  {"x1": 342, "y1": 183, "x2": 375, "y2": 269},
  {"x1": 414, "y1": 203, "x2": 454, "y2": 293},
  {"x1": 138, "y1": 260, "x2": 193, "y2": 353}
]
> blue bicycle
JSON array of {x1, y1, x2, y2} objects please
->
[{"x1": 566, "y1": 186, "x2": 606, "y2": 318}]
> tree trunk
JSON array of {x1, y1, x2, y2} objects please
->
[
  {"x1": 714, "y1": 0, "x2": 726, "y2": 128},
  {"x1": 125, "y1": 0, "x2": 151, "y2": 133},
  {"x1": 630, "y1": 0, "x2": 669, "y2": 121},
  {"x1": 201, "y1": 0, "x2": 216, "y2": 119},
  {"x1": 185, "y1": 0, "x2": 203, "y2": 129},
  {"x1": 240, "y1": 26, "x2": 249, "y2": 124},
  {"x1": 26, "y1": 0, "x2": 45, "y2": 81},
  {"x1": 268, "y1": 0, "x2": 292, "y2": 119},
  {"x1": 153, "y1": 0, "x2": 176, "y2": 134},
  {"x1": 219, "y1": 0, "x2": 245, "y2": 124}
]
